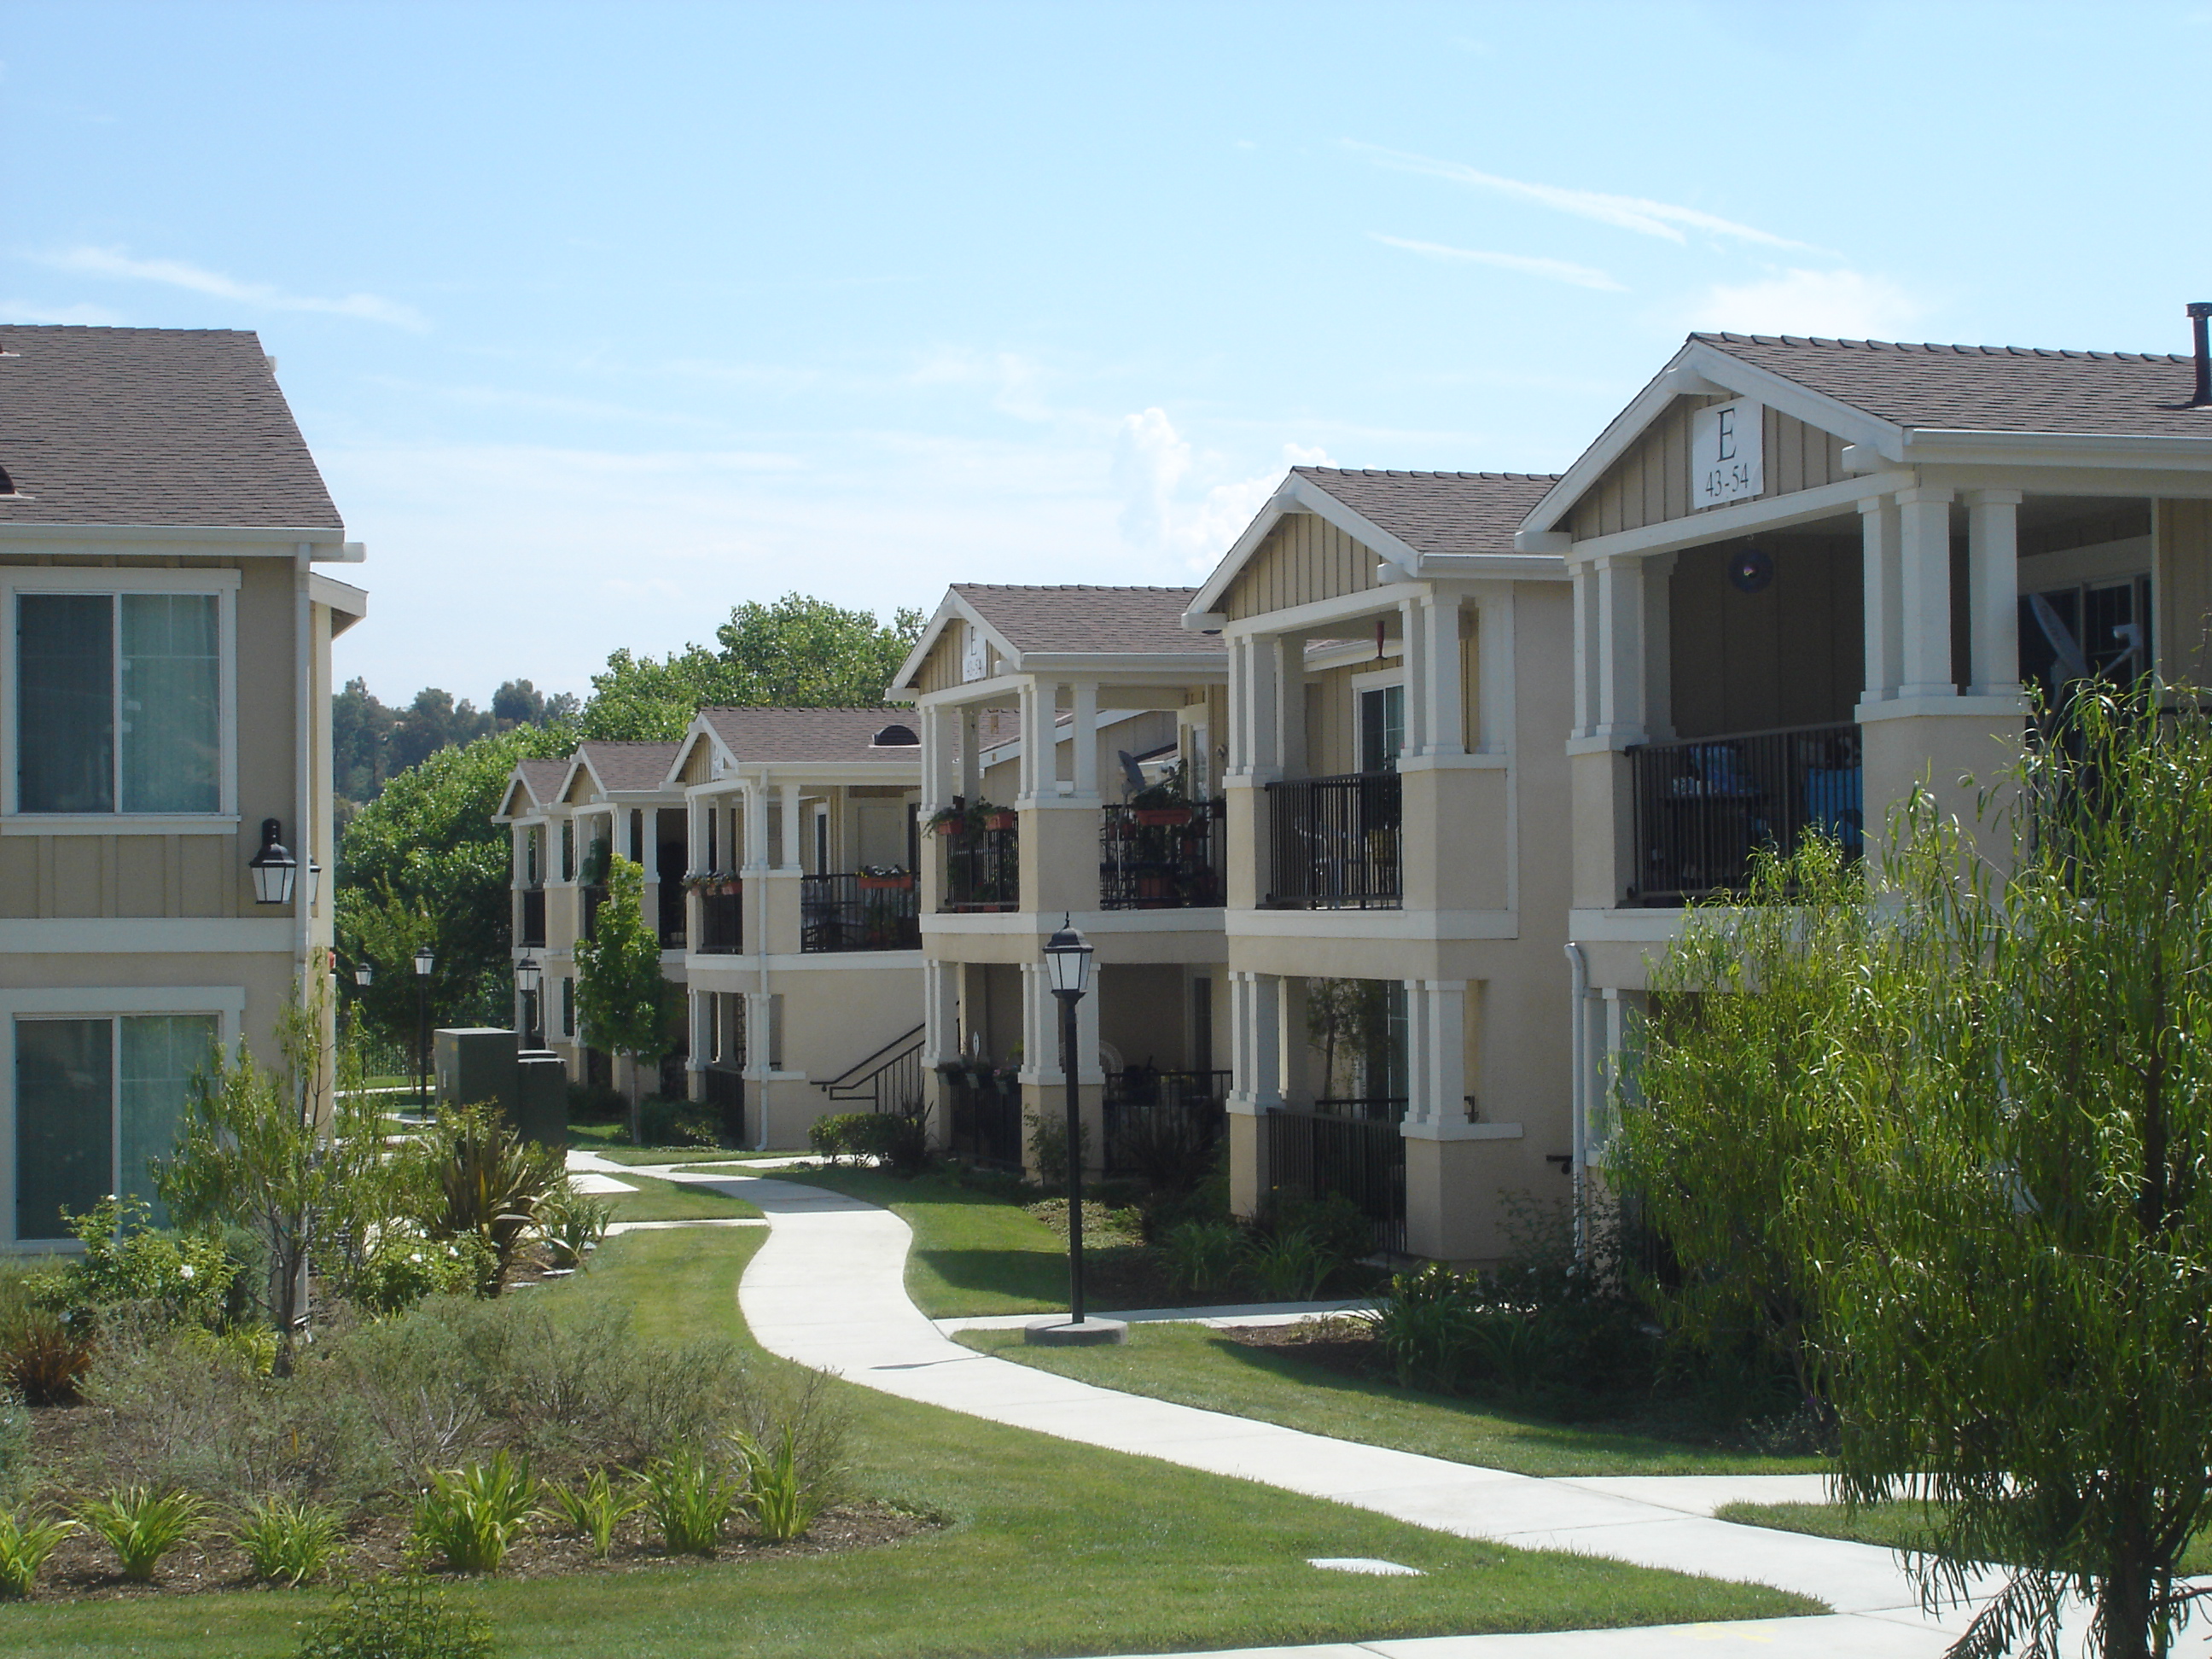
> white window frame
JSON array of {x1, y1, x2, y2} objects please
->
[
  {"x1": 1352, "y1": 666, "x2": 1407, "y2": 773},
  {"x1": 0, "y1": 984, "x2": 245, "y2": 1247},
  {"x1": 0, "y1": 567, "x2": 242, "y2": 830}
]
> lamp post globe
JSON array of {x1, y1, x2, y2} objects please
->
[
  {"x1": 354, "y1": 963, "x2": 373, "y2": 988},
  {"x1": 515, "y1": 955, "x2": 543, "y2": 1047},
  {"x1": 411, "y1": 946, "x2": 435, "y2": 1111}
]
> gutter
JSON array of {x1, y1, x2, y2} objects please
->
[{"x1": 1563, "y1": 940, "x2": 1589, "y2": 1260}]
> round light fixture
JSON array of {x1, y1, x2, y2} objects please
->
[{"x1": 1728, "y1": 547, "x2": 1775, "y2": 594}]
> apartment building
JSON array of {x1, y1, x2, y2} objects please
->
[
  {"x1": 0, "y1": 325, "x2": 366, "y2": 1247},
  {"x1": 890, "y1": 586, "x2": 1229, "y2": 1179},
  {"x1": 1185, "y1": 469, "x2": 1571, "y2": 1261}
]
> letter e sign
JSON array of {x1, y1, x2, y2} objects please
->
[{"x1": 1691, "y1": 399, "x2": 1764, "y2": 509}]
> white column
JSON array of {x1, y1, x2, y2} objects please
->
[
  {"x1": 1860, "y1": 494, "x2": 1903, "y2": 703},
  {"x1": 1898, "y1": 486, "x2": 1958, "y2": 700},
  {"x1": 1417, "y1": 596, "x2": 1464, "y2": 756},
  {"x1": 1249, "y1": 633, "x2": 1282, "y2": 776},
  {"x1": 1227, "y1": 970, "x2": 1282, "y2": 1114},
  {"x1": 743, "y1": 991, "x2": 775, "y2": 1076},
  {"x1": 778, "y1": 783, "x2": 802, "y2": 870},
  {"x1": 920, "y1": 703, "x2": 957, "y2": 817},
  {"x1": 1070, "y1": 681, "x2": 1099, "y2": 798},
  {"x1": 688, "y1": 991, "x2": 710, "y2": 1072},
  {"x1": 1592, "y1": 555, "x2": 1646, "y2": 740},
  {"x1": 1016, "y1": 680, "x2": 1043, "y2": 800},
  {"x1": 1405, "y1": 980, "x2": 1468, "y2": 1128},
  {"x1": 1965, "y1": 490, "x2": 2023, "y2": 698},
  {"x1": 1225, "y1": 637, "x2": 1249, "y2": 774},
  {"x1": 1571, "y1": 565, "x2": 1599, "y2": 738},
  {"x1": 742, "y1": 783, "x2": 768, "y2": 868},
  {"x1": 1398, "y1": 597, "x2": 1428, "y2": 758},
  {"x1": 958, "y1": 707, "x2": 981, "y2": 799},
  {"x1": 1019, "y1": 962, "x2": 1053, "y2": 1084},
  {"x1": 921, "y1": 958, "x2": 958, "y2": 1067},
  {"x1": 1474, "y1": 585, "x2": 1514, "y2": 755},
  {"x1": 1074, "y1": 986, "x2": 1102, "y2": 1086}
]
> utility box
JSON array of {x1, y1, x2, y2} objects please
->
[
  {"x1": 434, "y1": 1027, "x2": 520, "y2": 1120},
  {"x1": 514, "y1": 1051, "x2": 568, "y2": 1147}
]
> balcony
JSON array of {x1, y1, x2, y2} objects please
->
[
  {"x1": 657, "y1": 877, "x2": 686, "y2": 950},
  {"x1": 802, "y1": 872, "x2": 921, "y2": 953},
  {"x1": 696, "y1": 885, "x2": 743, "y2": 954},
  {"x1": 1102, "y1": 1068, "x2": 1229, "y2": 1179},
  {"x1": 1264, "y1": 773, "x2": 1402, "y2": 910},
  {"x1": 1099, "y1": 800, "x2": 1225, "y2": 910},
  {"x1": 518, "y1": 888, "x2": 546, "y2": 948},
  {"x1": 1263, "y1": 1103, "x2": 1406, "y2": 1254},
  {"x1": 940, "y1": 823, "x2": 1019, "y2": 914},
  {"x1": 1627, "y1": 721, "x2": 1862, "y2": 907}
]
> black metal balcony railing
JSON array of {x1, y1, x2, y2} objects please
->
[
  {"x1": 696, "y1": 888, "x2": 743, "y2": 953},
  {"x1": 1099, "y1": 800, "x2": 1225, "y2": 910},
  {"x1": 518, "y1": 888, "x2": 546, "y2": 948},
  {"x1": 802, "y1": 873, "x2": 921, "y2": 953},
  {"x1": 1627, "y1": 722, "x2": 1863, "y2": 907},
  {"x1": 944, "y1": 1071, "x2": 1023, "y2": 1169},
  {"x1": 941, "y1": 824, "x2": 1019, "y2": 913},
  {"x1": 1264, "y1": 1106, "x2": 1406, "y2": 1255},
  {"x1": 1264, "y1": 773, "x2": 1402, "y2": 910},
  {"x1": 657, "y1": 877, "x2": 685, "y2": 950},
  {"x1": 1102, "y1": 1068, "x2": 1230, "y2": 1179},
  {"x1": 580, "y1": 883, "x2": 608, "y2": 940}
]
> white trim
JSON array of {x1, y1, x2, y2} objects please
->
[
  {"x1": 0, "y1": 523, "x2": 342, "y2": 547},
  {"x1": 1, "y1": 814, "x2": 239, "y2": 835},
  {"x1": 1560, "y1": 471, "x2": 1916, "y2": 566},
  {"x1": 0, "y1": 919, "x2": 296, "y2": 952},
  {"x1": 1225, "y1": 908, "x2": 1521, "y2": 941}
]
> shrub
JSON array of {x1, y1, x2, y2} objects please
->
[
  {"x1": 343, "y1": 1235, "x2": 494, "y2": 1318},
  {"x1": 1243, "y1": 1227, "x2": 1331, "y2": 1300},
  {"x1": 639, "y1": 1446, "x2": 742, "y2": 1555},
  {"x1": 1025, "y1": 1113, "x2": 1091, "y2": 1190},
  {"x1": 0, "y1": 1278, "x2": 92, "y2": 1405},
  {"x1": 410, "y1": 1452, "x2": 536, "y2": 1575},
  {"x1": 735, "y1": 1424, "x2": 824, "y2": 1542},
  {"x1": 0, "y1": 1388, "x2": 27, "y2": 1499},
  {"x1": 295, "y1": 1575, "x2": 493, "y2": 1659},
  {"x1": 807, "y1": 1113, "x2": 870, "y2": 1164},
  {"x1": 78, "y1": 1313, "x2": 304, "y2": 1499},
  {"x1": 637, "y1": 1095, "x2": 721, "y2": 1149},
  {"x1": 1366, "y1": 1262, "x2": 1484, "y2": 1391},
  {"x1": 534, "y1": 1188, "x2": 611, "y2": 1272},
  {"x1": 398, "y1": 1106, "x2": 568, "y2": 1295},
  {"x1": 1119, "y1": 1109, "x2": 1217, "y2": 1192},
  {"x1": 1158, "y1": 1218, "x2": 1241, "y2": 1297},
  {"x1": 77, "y1": 1485, "x2": 205, "y2": 1582},
  {"x1": 876, "y1": 1104, "x2": 934, "y2": 1178},
  {"x1": 232, "y1": 1494, "x2": 349, "y2": 1586},
  {"x1": 541, "y1": 1467, "x2": 641, "y2": 1560},
  {"x1": 0, "y1": 1505, "x2": 74, "y2": 1598},
  {"x1": 55, "y1": 1196, "x2": 239, "y2": 1330},
  {"x1": 1254, "y1": 1190, "x2": 1373, "y2": 1264}
]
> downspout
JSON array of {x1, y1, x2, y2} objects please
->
[
  {"x1": 294, "y1": 545, "x2": 315, "y2": 1001},
  {"x1": 754, "y1": 768, "x2": 772, "y2": 1153},
  {"x1": 1563, "y1": 940, "x2": 1588, "y2": 1261}
]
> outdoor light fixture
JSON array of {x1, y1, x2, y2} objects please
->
[
  {"x1": 1042, "y1": 915, "x2": 1097, "y2": 1329},
  {"x1": 354, "y1": 963, "x2": 373, "y2": 987},
  {"x1": 248, "y1": 819, "x2": 298, "y2": 905},
  {"x1": 412, "y1": 946, "x2": 436, "y2": 1110},
  {"x1": 1042, "y1": 915, "x2": 1094, "y2": 999},
  {"x1": 307, "y1": 860, "x2": 323, "y2": 905},
  {"x1": 515, "y1": 955, "x2": 542, "y2": 997},
  {"x1": 414, "y1": 946, "x2": 435, "y2": 978}
]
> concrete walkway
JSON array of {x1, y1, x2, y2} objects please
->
[{"x1": 723, "y1": 1172, "x2": 2023, "y2": 1656}]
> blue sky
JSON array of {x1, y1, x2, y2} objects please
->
[{"x1": 4, "y1": 1, "x2": 2205, "y2": 703}]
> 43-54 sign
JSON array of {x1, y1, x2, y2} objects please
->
[{"x1": 1690, "y1": 399, "x2": 1763, "y2": 509}]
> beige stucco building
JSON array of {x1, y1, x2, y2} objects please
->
[{"x1": 0, "y1": 325, "x2": 366, "y2": 1247}]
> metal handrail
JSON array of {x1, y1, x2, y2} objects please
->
[
  {"x1": 1264, "y1": 772, "x2": 1402, "y2": 910},
  {"x1": 1098, "y1": 800, "x2": 1225, "y2": 910},
  {"x1": 1626, "y1": 721, "x2": 1862, "y2": 906}
]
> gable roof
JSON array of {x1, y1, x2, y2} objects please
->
[
  {"x1": 697, "y1": 707, "x2": 923, "y2": 766},
  {"x1": 494, "y1": 757, "x2": 570, "y2": 820},
  {"x1": 0, "y1": 325, "x2": 344, "y2": 532},
  {"x1": 570, "y1": 741, "x2": 682, "y2": 796},
  {"x1": 953, "y1": 585, "x2": 1223, "y2": 655},
  {"x1": 1190, "y1": 467, "x2": 1568, "y2": 617}
]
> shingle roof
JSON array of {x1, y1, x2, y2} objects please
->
[
  {"x1": 1696, "y1": 332, "x2": 2212, "y2": 439},
  {"x1": 954, "y1": 585, "x2": 1225, "y2": 656},
  {"x1": 700, "y1": 707, "x2": 924, "y2": 765},
  {"x1": 1293, "y1": 469, "x2": 1562, "y2": 556},
  {"x1": 0, "y1": 326, "x2": 342, "y2": 527},
  {"x1": 574, "y1": 742, "x2": 682, "y2": 793},
  {"x1": 511, "y1": 759, "x2": 569, "y2": 805}
]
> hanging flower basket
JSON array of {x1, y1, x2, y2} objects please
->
[
  {"x1": 984, "y1": 811, "x2": 1018, "y2": 831},
  {"x1": 1133, "y1": 806, "x2": 1192, "y2": 827},
  {"x1": 858, "y1": 872, "x2": 914, "y2": 892}
]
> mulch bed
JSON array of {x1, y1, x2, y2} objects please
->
[
  {"x1": 18, "y1": 1497, "x2": 939, "y2": 1602},
  {"x1": 1222, "y1": 1315, "x2": 1382, "y2": 1377}
]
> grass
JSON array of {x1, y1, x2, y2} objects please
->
[
  {"x1": 0, "y1": 1227, "x2": 1824, "y2": 1656},
  {"x1": 577, "y1": 1143, "x2": 782, "y2": 1167},
  {"x1": 959, "y1": 1320, "x2": 1823, "y2": 1479},
  {"x1": 1715, "y1": 1502, "x2": 2212, "y2": 1576},
  {"x1": 597, "y1": 1170, "x2": 762, "y2": 1222}
]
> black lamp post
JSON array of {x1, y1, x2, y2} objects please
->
[
  {"x1": 515, "y1": 955, "x2": 542, "y2": 1047},
  {"x1": 1042, "y1": 916, "x2": 1095, "y2": 1324},
  {"x1": 413, "y1": 946, "x2": 435, "y2": 1110}
]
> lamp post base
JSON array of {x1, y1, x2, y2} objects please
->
[{"x1": 1023, "y1": 1316, "x2": 1128, "y2": 1348}]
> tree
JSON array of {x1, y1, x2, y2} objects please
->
[
  {"x1": 492, "y1": 678, "x2": 579, "y2": 728},
  {"x1": 581, "y1": 592, "x2": 924, "y2": 741},
  {"x1": 572, "y1": 855, "x2": 675, "y2": 1139},
  {"x1": 390, "y1": 687, "x2": 497, "y2": 773},
  {"x1": 1615, "y1": 687, "x2": 2212, "y2": 1659},
  {"x1": 331, "y1": 676, "x2": 399, "y2": 811}
]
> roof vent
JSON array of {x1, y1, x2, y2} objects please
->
[
  {"x1": 870, "y1": 723, "x2": 920, "y2": 747},
  {"x1": 2190, "y1": 302, "x2": 2212, "y2": 408}
]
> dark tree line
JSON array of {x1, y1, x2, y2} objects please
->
[{"x1": 334, "y1": 678, "x2": 579, "y2": 817}]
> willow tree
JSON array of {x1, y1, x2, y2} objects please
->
[{"x1": 1616, "y1": 686, "x2": 2212, "y2": 1659}]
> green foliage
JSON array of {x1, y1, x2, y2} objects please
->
[
  {"x1": 639, "y1": 1446, "x2": 743, "y2": 1555},
  {"x1": 0, "y1": 1270, "x2": 95, "y2": 1405},
  {"x1": 573, "y1": 857, "x2": 675, "y2": 1128},
  {"x1": 77, "y1": 1485, "x2": 204, "y2": 1582},
  {"x1": 334, "y1": 723, "x2": 573, "y2": 1045},
  {"x1": 580, "y1": 592, "x2": 923, "y2": 741},
  {"x1": 534, "y1": 1187, "x2": 612, "y2": 1272},
  {"x1": 1025, "y1": 1112, "x2": 1091, "y2": 1190},
  {"x1": 231, "y1": 1494, "x2": 349, "y2": 1586},
  {"x1": 0, "y1": 1505, "x2": 74, "y2": 1598},
  {"x1": 295, "y1": 1575, "x2": 494, "y2": 1659},
  {"x1": 809, "y1": 1109, "x2": 930, "y2": 1172},
  {"x1": 1303, "y1": 978, "x2": 1397, "y2": 1099},
  {"x1": 637, "y1": 1093, "x2": 723, "y2": 1148},
  {"x1": 409, "y1": 1452, "x2": 536, "y2": 1575},
  {"x1": 1241, "y1": 1228, "x2": 1330, "y2": 1300},
  {"x1": 395, "y1": 1105, "x2": 568, "y2": 1295},
  {"x1": 57, "y1": 1195, "x2": 236, "y2": 1330},
  {"x1": 342, "y1": 1235, "x2": 494, "y2": 1317},
  {"x1": 1615, "y1": 686, "x2": 2212, "y2": 1658},
  {"x1": 735, "y1": 1424, "x2": 824, "y2": 1543},
  {"x1": 1157, "y1": 1218, "x2": 1240, "y2": 1296},
  {"x1": 540, "y1": 1467, "x2": 641, "y2": 1560}
]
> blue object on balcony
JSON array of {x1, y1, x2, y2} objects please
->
[{"x1": 1804, "y1": 765, "x2": 1863, "y2": 851}]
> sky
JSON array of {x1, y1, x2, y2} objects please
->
[{"x1": 3, "y1": 1, "x2": 2205, "y2": 705}]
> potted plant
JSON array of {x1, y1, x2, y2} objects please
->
[
  {"x1": 857, "y1": 864, "x2": 912, "y2": 891},
  {"x1": 1128, "y1": 760, "x2": 1193, "y2": 826}
]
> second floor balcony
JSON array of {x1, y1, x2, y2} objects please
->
[
  {"x1": 802, "y1": 871, "x2": 921, "y2": 952},
  {"x1": 1264, "y1": 772, "x2": 1402, "y2": 910},
  {"x1": 518, "y1": 887, "x2": 546, "y2": 948},
  {"x1": 1099, "y1": 799, "x2": 1225, "y2": 910},
  {"x1": 940, "y1": 820, "x2": 1019, "y2": 914},
  {"x1": 696, "y1": 884, "x2": 744, "y2": 953},
  {"x1": 1626, "y1": 720, "x2": 1862, "y2": 906}
]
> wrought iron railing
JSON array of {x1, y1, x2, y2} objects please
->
[
  {"x1": 802, "y1": 873, "x2": 921, "y2": 952},
  {"x1": 944, "y1": 1070, "x2": 1024, "y2": 1169},
  {"x1": 695, "y1": 888, "x2": 743, "y2": 953},
  {"x1": 518, "y1": 888, "x2": 546, "y2": 948},
  {"x1": 1102, "y1": 1068, "x2": 1230, "y2": 1178},
  {"x1": 656, "y1": 877, "x2": 685, "y2": 950},
  {"x1": 1264, "y1": 1105, "x2": 1406, "y2": 1255},
  {"x1": 701, "y1": 1067, "x2": 744, "y2": 1145},
  {"x1": 1099, "y1": 800, "x2": 1225, "y2": 909},
  {"x1": 1264, "y1": 773, "x2": 1402, "y2": 909},
  {"x1": 941, "y1": 825, "x2": 1019, "y2": 913},
  {"x1": 819, "y1": 1026, "x2": 926, "y2": 1116},
  {"x1": 1627, "y1": 721, "x2": 1862, "y2": 906}
]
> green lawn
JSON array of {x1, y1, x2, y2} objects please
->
[
  {"x1": 574, "y1": 1141, "x2": 777, "y2": 1166},
  {"x1": 2, "y1": 1227, "x2": 1823, "y2": 1656},
  {"x1": 961, "y1": 1320, "x2": 1823, "y2": 1479},
  {"x1": 598, "y1": 1170, "x2": 762, "y2": 1222},
  {"x1": 1716, "y1": 1501, "x2": 2212, "y2": 1576}
]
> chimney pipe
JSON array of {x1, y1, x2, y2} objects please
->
[{"x1": 2190, "y1": 302, "x2": 2212, "y2": 407}]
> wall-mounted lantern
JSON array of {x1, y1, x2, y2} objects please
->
[{"x1": 249, "y1": 819, "x2": 298, "y2": 905}]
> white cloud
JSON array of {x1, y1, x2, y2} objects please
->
[
  {"x1": 1371, "y1": 234, "x2": 1626, "y2": 293},
  {"x1": 1113, "y1": 408, "x2": 1332, "y2": 572},
  {"x1": 1348, "y1": 142, "x2": 1818, "y2": 251},
  {"x1": 1685, "y1": 267, "x2": 1924, "y2": 340},
  {"x1": 0, "y1": 298, "x2": 125, "y2": 325},
  {"x1": 38, "y1": 247, "x2": 427, "y2": 330}
]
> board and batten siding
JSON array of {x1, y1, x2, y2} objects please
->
[
  {"x1": 1566, "y1": 398, "x2": 1849, "y2": 542},
  {"x1": 913, "y1": 628, "x2": 972, "y2": 695},
  {"x1": 1667, "y1": 533, "x2": 1863, "y2": 740},
  {"x1": 1223, "y1": 515, "x2": 1377, "y2": 623},
  {"x1": 2157, "y1": 498, "x2": 2212, "y2": 687}
]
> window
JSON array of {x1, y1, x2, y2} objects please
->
[
  {"x1": 561, "y1": 978, "x2": 575, "y2": 1038},
  {"x1": 14, "y1": 1013, "x2": 218, "y2": 1240},
  {"x1": 560, "y1": 822, "x2": 575, "y2": 882},
  {"x1": 17, "y1": 592, "x2": 221, "y2": 813},
  {"x1": 1359, "y1": 684, "x2": 1405, "y2": 774}
]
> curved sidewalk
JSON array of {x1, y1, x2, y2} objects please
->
[{"x1": 728, "y1": 1173, "x2": 1992, "y2": 1656}]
